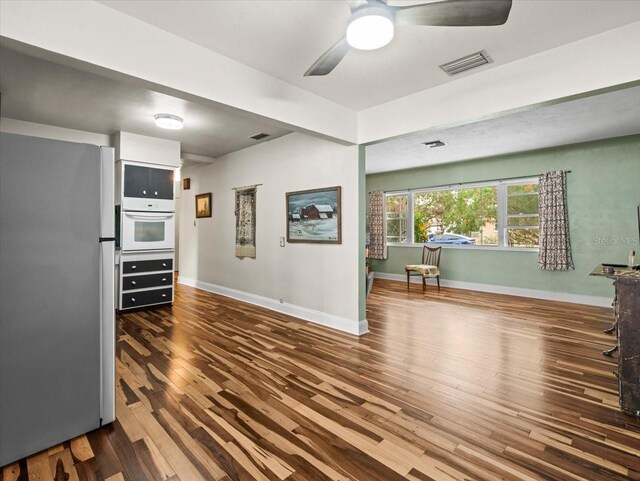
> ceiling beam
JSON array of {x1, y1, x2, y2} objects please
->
[
  {"x1": 181, "y1": 153, "x2": 216, "y2": 164},
  {"x1": 0, "y1": 0, "x2": 358, "y2": 145},
  {"x1": 358, "y1": 21, "x2": 640, "y2": 144}
]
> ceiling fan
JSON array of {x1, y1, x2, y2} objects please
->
[{"x1": 304, "y1": 0, "x2": 513, "y2": 76}]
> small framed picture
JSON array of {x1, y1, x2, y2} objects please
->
[
  {"x1": 286, "y1": 186, "x2": 341, "y2": 244},
  {"x1": 183, "y1": 178, "x2": 191, "y2": 190},
  {"x1": 195, "y1": 193, "x2": 212, "y2": 218}
]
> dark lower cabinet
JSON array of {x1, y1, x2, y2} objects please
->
[
  {"x1": 617, "y1": 271, "x2": 640, "y2": 417},
  {"x1": 119, "y1": 252, "x2": 175, "y2": 311},
  {"x1": 122, "y1": 288, "x2": 172, "y2": 309},
  {"x1": 122, "y1": 273, "x2": 172, "y2": 291},
  {"x1": 122, "y1": 258, "x2": 172, "y2": 274}
]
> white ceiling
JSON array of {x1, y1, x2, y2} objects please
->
[
  {"x1": 365, "y1": 85, "x2": 640, "y2": 174},
  {"x1": 98, "y1": 0, "x2": 640, "y2": 110},
  {"x1": 0, "y1": 47, "x2": 290, "y2": 159}
]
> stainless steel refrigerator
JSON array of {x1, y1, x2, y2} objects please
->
[{"x1": 0, "y1": 132, "x2": 115, "y2": 465}]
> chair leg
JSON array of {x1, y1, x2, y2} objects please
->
[
  {"x1": 422, "y1": 276, "x2": 426, "y2": 292},
  {"x1": 406, "y1": 271, "x2": 410, "y2": 290},
  {"x1": 437, "y1": 276, "x2": 440, "y2": 291},
  {"x1": 603, "y1": 344, "x2": 619, "y2": 357}
]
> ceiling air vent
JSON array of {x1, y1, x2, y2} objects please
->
[
  {"x1": 249, "y1": 132, "x2": 270, "y2": 140},
  {"x1": 423, "y1": 140, "x2": 446, "y2": 148},
  {"x1": 439, "y1": 50, "x2": 493, "y2": 76}
]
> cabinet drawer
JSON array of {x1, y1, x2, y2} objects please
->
[
  {"x1": 121, "y1": 288, "x2": 172, "y2": 309},
  {"x1": 122, "y1": 273, "x2": 172, "y2": 291},
  {"x1": 122, "y1": 258, "x2": 172, "y2": 274}
]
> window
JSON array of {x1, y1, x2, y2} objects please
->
[
  {"x1": 385, "y1": 194, "x2": 408, "y2": 243},
  {"x1": 385, "y1": 178, "x2": 539, "y2": 250},
  {"x1": 505, "y1": 182, "x2": 539, "y2": 248},
  {"x1": 413, "y1": 186, "x2": 497, "y2": 246}
]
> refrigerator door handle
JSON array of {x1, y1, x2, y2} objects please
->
[{"x1": 99, "y1": 240, "x2": 115, "y2": 425}]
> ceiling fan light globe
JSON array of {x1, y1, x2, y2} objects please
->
[{"x1": 346, "y1": 7, "x2": 394, "y2": 51}]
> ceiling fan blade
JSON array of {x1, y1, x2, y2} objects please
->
[
  {"x1": 394, "y1": 0, "x2": 513, "y2": 27},
  {"x1": 347, "y1": 0, "x2": 369, "y2": 10},
  {"x1": 347, "y1": 0, "x2": 387, "y2": 11},
  {"x1": 304, "y1": 38, "x2": 351, "y2": 77}
]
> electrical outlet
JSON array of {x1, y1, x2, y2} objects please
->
[{"x1": 279, "y1": 237, "x2": 285, "y2": 247}]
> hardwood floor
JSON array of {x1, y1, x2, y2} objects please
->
[{"x1": 3, "y1": 278, "x2": 639, "y2": 481}]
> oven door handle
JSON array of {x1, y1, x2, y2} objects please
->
[{"x1": 124, "y1": 213, "x2": 174, "y2": 220}]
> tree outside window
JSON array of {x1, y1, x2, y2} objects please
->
[{"x1": 414, "y1": 187, "x2": 498, "y2": 246}]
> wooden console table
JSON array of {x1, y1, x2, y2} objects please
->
[
  {"x1": 616, "y1": 271, "x2": 640, "y2": 417},
  {"x1": 589, "y1": 265, "x2": 634, "y2": 354},
  {"x1": 590, "y1": 265, "x2": 640, "y2": 417}
]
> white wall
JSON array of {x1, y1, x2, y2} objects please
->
[
  {"x1": 0, "y1": 117, "x2": 111, "y2": 146},
  {"x1": 178, "y1": 133, "x2": 365, "y2": 335}
]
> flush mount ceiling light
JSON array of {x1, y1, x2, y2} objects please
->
[
  {"x1": 346, "y1": 6, "x2": 394, "y2": 51},
  {"x1": 154, "y1": 113, "x2": 183, "y2": 130}
]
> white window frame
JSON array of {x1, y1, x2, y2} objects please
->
[
  {"x1": 502, "y1": 179, "x2": 540, "y2": 249},
  {"x1": 384, "y1": 192, "x2": 410, "y2": 244},
  {"x1": 385, "y1": 177, "x2": 539, "y2": 251}
]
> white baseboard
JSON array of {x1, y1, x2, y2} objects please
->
[
  {"x1": 374, "y1": 272, "x2": 612, "y2": 308},
  {"x1": 178, "y1": 276, "x2": 368, "y2": 336}
]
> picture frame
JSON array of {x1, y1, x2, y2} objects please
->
[
  {"x1": 286, "y1": 186, "x2": 341, "y2": 244},
  {"x1": 183, "y1": 178, "x2": 191, "y2": 190},
  {"x1": 195, "y1": 193, "x2": 212, "y2": 218}
]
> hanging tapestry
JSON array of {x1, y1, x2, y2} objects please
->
[
  {"x1": 234, "y1": 185, "x2": 257, "y2": 259},
  {"x1": 538, "y1": 171, "x2": 574, "y2": 270},
  {"x1": 368, "y1": 191, "x2": 387, "y2": 259}
]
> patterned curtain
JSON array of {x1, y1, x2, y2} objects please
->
[
  {"x1": 368, "y1": 191, "x2": 387, "y2": 260},
  {"x1": 235, "y1": 186, "x2": 257, "y2": 259},
  {"x1": 538, "y1": 171, "x2": 574, "y2": 270}
]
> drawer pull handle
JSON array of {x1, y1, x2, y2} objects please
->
[
  {"x1": 131, "y1": 298, "x2": 136, "y2": 303},
  {"x1": 162, "y1": 263, "x2": 167, "y2": 267},
  {"x1": 161, "y1": 294, "x2": 167, "y2": 298},
  {"x1": 131, "y1": 281, "x2": 136, "y2": 286},
  {"x1": 162, "y1": 278, "x2": 167, "y2": 282},
  {"x1": 131, "y1": 265, "x2": 137, "y2": 270},
  {"x1": 154, "y1": 191, "x2": 158, "y2": 196},
  {"x1": 143, "y1": 190, "x2": 147, "y2": 195}
]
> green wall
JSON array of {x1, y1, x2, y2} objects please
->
[{"x1": 366, "y1": 134, "x2": 640, "y2": 298}]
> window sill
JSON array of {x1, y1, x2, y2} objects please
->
[{"x1": 386, "y1": 243, "x2": 538, "y2": 253}]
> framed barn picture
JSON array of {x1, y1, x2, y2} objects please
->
[
  {"x1": 286, "y1": 186, "x2": 341, "y2": 244},
  {"x1": 195, "y1": 193, "x2": 212, "y2": 218}
]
